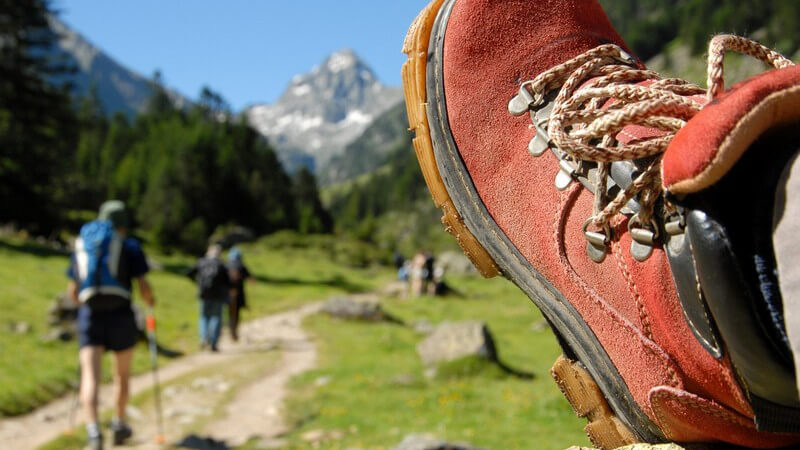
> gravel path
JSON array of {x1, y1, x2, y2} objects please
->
[{"x1": 0, "y1": 302, "x2": 321, "y2": 449}]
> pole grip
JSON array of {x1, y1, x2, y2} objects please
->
[{"x1": 146, "y1": 312, "x2": 156, "y2": 332}]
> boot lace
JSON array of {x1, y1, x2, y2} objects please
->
[{"x1": 510, "y1": 35, "x2": 794, "y2": 259}]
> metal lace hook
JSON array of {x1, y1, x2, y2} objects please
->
[
  {"x1": 628, "y1": 213, "x2": 659, "y2": 262},
  {"x1": 583, "y1": 218, "x2": 612, "y2": 263}
]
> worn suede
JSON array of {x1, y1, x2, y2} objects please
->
[
  {"x1": 664, "y1": 66, "x2": 800, "y2": 193},
  {"x1": 650, "y1": 386, "x2": 800, "y2": 447},
  {"x1": 440, "y1": 0, "x2": 794, "y2": 445}
]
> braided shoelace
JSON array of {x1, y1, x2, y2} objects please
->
[{"x1": 514, "y1": 35, "x2": 794, "y2": 249}]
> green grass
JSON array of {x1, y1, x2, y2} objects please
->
[
  {"x1": 3, "y1": 232, "x2": 592, "y2": 449},
  {"x1": 0, "y1": 233, "x2": 392, "y2": 417},
  {"x1": 282, "y1": 276, "x2": 590, "y2": 450}
]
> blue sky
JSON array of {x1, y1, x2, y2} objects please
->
[{"x1": 55, "y1": 1, "x2": 429, "y2": 111}]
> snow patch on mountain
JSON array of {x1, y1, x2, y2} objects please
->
[{"x1": 245, "y1": 49, "x2": 402, "y2": 172}]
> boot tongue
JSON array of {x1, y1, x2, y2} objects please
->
[{"x1": 663, "y1": 66, "x2": 800, "y2": 195}]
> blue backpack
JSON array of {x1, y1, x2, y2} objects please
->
[{"x1": 75, "y1": 220, "x2": 130, "y2": 309}]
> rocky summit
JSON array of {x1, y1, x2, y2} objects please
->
[{"x1": 245, "y1": 49, "x2": 402, "y2": 172}]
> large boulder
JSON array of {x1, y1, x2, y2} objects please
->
[
  {"x1": 436, "y1": 251, "x2": 477, "y2": 275},
  {"x1": 417, "y1": 321, "x2": 497, "y2": 365},
  {"x1": 393, "y1": 434, "x2": 484, "y2": 450},
  {"x1": 44, "y1": 292, "x2": 78, "y2": 341},
  {"x1": 322, "y1": 297, "x2": 393, "y2": 322},
  {"x1": 48, "y1": 291, "x2": 78, "y2": 324}
]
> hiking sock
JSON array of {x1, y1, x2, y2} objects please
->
[
  {"x1": 86, "y1": 422, "x2": 101, "y2": 438},
  {"x1": 111, "y1": 417, "x2": 125, "y2": 429}
]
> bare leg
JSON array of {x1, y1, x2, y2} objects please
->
[
  {"x1": 111, "y1": 348, "x2": 134, "y2": 421},
  {"x1": 79, "y1": 346, "x2": 104, "y2": 424}
]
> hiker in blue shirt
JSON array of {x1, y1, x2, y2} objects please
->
[
  {"x1": 188, "y1": 244, "x2": 232, "y2": 352},
  {"x1": 66, "y1": 200, "x2": 156, "y2": 450}
]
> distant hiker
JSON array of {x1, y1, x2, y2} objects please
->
[
  {"x1": 393, "y1": 252, "x2": 405, "y2": 271},
  {"x1": 66, "y1": 200, "x2": 155, "y2": 450},
  {"x1": 410, "y1": 250, "x2": 427, "y2": 297},
  {"x1": 188, "y1": 244, "x2": 232, "y2": 351},
  {"x1": 424, "y1": 252, "x2": 436, "y2": 295},
  {"x1": 226, "y1": 247, "x2": 251, "y2": 341}
]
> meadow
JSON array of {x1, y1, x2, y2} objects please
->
[
  {"x1": 0, "y1": 232, "x2": 389, "y2": 417},
  {"x1": 1, "y1": 233, "x2": 588, "y2": 449},
  {"x1": 279, "y1": 276, "x2": 589, "y2": 450}
]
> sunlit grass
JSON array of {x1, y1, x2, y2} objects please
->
[
  {"x1": 282, "y1": 276, "x2": 590, "y2": 450},
  {"x1": 0, "y1": 234, "x2": 391, "y2": 416}
]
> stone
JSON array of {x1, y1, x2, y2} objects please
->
[
  {"x1": 567, "y1": 445, "x2": 685, "y2": 450},
  {"x1": 301, "y1": 429, "x2": 326, "y2": 443},
  {"x1": 48, "y1": 292, "x2": 78, "y2": 321},
  {"x1": 125, "y1": 405, "x2": 143, "y2": 421},
  {"x1": 411, "y1": 319, "x2": 435, "y2": 335},
  {"x1": 174, "y1": 434, "x2": 227, "y2": 450},
  {"x1": 416, "y1": 321, "x2": 497, "y2": 366},
  {"x1": 314, "y1": 375, "x2": 332, "y2": 387},
  {"x1": 322, "y1": 297, "x2": 389, "y2": 322},
  {"x1": 390, "y1": 373, "x2": 416, "y2": 386},
  {"x1": 163, "y1": 385, "x2": 184, "y2": 398},
  {"x1": 8, "y1": 321, "x2": 31, "y2": 334},
  {"x1": 45, "y1": 292, "x2": 79, "y2": 341},
  {"x1": 393, "y1": 434, "x2": 484, "y2": 450},
  {"x1": 436, "y1": 251, "x2": 477, "y2": 275},
  {"x1": 382, "y1": 281, "x2": 408, "y2": 298},
  {"x1": 328, "y1": 429, "x2": 345, "y2": 440},
  {"x1": 531, "y1": 319, "x2": 550, "y2": 332},
  {"x1": 255, "y1": 437, "x2": 289, "y2": 449},
  {"x1": 43, "y1": 326, "x2": 74, "y2": 342}
]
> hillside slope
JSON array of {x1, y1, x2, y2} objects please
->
[
  {"x1": 320, "y1": 102, "x2": 409, "y2": 186},
  {"x1": 49, "y1": 16, "x2": 189, "y2": 116}
]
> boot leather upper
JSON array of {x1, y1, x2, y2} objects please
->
[{"x1": 439, "y1": 0, "x2": 799, "y2": 445}]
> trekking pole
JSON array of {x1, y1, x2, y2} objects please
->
[{"x1": 145, "y1": 307, "x2": 166, "y2": 444}]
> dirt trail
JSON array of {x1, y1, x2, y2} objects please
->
[{"x1": 0, "y1": 302, "x2": 321, "y2": 449}]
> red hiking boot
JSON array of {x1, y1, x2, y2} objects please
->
[{"x1": 402, "y1": 0, "x2": 800, "y2": 447}]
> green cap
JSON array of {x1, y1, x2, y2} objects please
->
[{"x1": 98, "y1": 200, "x2": 129, "y2": 228}]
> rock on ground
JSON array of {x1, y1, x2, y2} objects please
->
[
  {"x1": 416, "y1": 321, "x2": 497, "y2": 365},
  {"x1": 322, "y1": 297, "x2": 390, "y2": 322},
  {"x1": 568, "y1": 445, "x2": 685, "y2": 450},
  {"x1": 393, "y1": 433, "x2": 485, "y2": 450},
  {"x1": 436, "y1": 251, "x2": 477, "y2": 275}
]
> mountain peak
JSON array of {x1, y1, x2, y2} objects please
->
[
  {"x1": 325, "y1": 48, "x2": 359, "y2": 73},
  {"x1": 246, "y1": 50, "x2": 402, "y2": 172}
]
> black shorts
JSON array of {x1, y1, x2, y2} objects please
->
[{"x1": 77, "y1": 303, "x2": 138, "y2": 351}]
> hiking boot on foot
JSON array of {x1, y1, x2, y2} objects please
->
[
  {"x1": 87, "y1": 433, "x2": 103, "y2": 450},
  {"x1": 111, "y1": 421, "x2": 133, "y2": 445},
  {"x1": 402, "y1": 0, "x2": 800, "y2": 447}
]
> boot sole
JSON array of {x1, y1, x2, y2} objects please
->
[{"x1": 401, "y1": 0, "x2": 664, "y2": 446}]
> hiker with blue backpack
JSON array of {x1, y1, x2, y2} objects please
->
[
  {"x1": 66, "y1": 200, "x2": 156, "y2": 450},
  {"x1": 188, "y1": 244, "x2": 232, "y2": 352}
]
